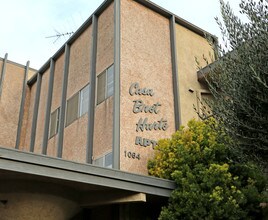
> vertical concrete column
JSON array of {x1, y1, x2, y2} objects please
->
[
  {"x1": 86, "y1": 15, "x2": 98, "y2": 164},
  {"x1": 170, "y1": 15, "x2": 181, "y2": 130},
  {"x1": 0, "y1": 53, "x2": 8, "y2": 98},
  {"x1": 15, "y1": 61, "x2": 30, "y2": 149},
  {"x1": 42, "y1": 58, "x2": 55, "y2": 154},
  {"x1": 30, "y1": 72, "x2": 42, "y2": 152},
  {"x1": 57, "y1": 44, "x2": 70, "y2": 158},
  {"x1": 113, "y1": 0, "x2": 121, "y2": 169}
]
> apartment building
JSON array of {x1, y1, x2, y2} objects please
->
[{"x1": 0, "y1": 0, "x2": 215, "y2": 219}]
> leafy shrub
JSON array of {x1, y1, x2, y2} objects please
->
[{"x1": 148, "y1": 119, "x2": 267, "y2": 219}]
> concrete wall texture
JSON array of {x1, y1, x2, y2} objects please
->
[
  {"x1": 93, "y1": 2, "x2": 114, "y2": 161},
  {"x1": 120, "y1": 0, "x2": 175, "y2": 174},
  {"x1": 0, "y1": 59, "x2": 36, "y2": 149},
  {"x1": 0, "y1": 0, "x2": 214, "y2": 175}
]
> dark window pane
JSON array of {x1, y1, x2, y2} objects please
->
[
  {"x1": 66, "y1": 93, "x2": 79, "y2": 126},
  {"x1": 97, "y1": 71, "x2": 106, "y2": 105},
  {"x1": 49, "y1": 108, "x2": 59, "y2": 138}
]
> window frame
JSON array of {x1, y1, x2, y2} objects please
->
[
  {"x1": 79, "y1": 83, "x2": 90, "y2": 117},
  {"x1": 106, "y1": 64, "x2": 114, "y2": 99},
  {"x1": 65, "y1": 92, "x2": 79, "y2": 127},
  {"x1": 49, "y1": 107, "x2": 60, "y2": 139},
  {"x1": 96, "y1": 64, "x2": 114, "y2": 105},
  {"x1": 64, "y1": 83, "x2": 91, "y2": 127}
]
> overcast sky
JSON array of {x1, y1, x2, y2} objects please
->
[{"x1": 0, "y1": 0, "x2": 242, "y2": 69}]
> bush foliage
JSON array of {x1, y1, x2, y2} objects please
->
[
  {"x1": 148, "y1": 119, "x2": 267, "y2": 219},
  {"x1": 201, "y1": 0, "x2": 268, "y2": 164}
]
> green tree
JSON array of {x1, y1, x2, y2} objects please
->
[
  {"x1": 148, "y1": 119, "x2": 267, "y2": 219},
  {"x1": 200, "y1": 0, "x2": 268, "y2": 164}
]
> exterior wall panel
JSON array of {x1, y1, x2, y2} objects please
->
[
  {"x1": 0, "y1": 62, "x2": 25, "y2": 147},
  {"x1": 47, "y1": 54, "x2": 65, "y2": 157},
  {"x1": 19, "y1": 68, "x2": 37, "y2": 150},
  {"x1": 120, "y1": 0, "x2": 176, "y2": 175},
  {"x1": 19, "y1": 86, "x2": 32, "y2": 149},
  {"x1": 24, "y1": 83, "x2": 36, "y2": 151},
  {"x1": 34, "y1": 69, "x2": 50, "y2": 154},
  {"x1": 62, "y1": 26, "x2": 92, "y2": 163},
  {"x1": 175, "y1": 24, "x2": 214, "y2": 125},
  {"x1": 93, "y1": 2, "x2": 114, "y2": 161}
]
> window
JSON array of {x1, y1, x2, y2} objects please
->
[
  {"x1": 65, "y1": 83, "x2": 90, "y2": 127},
  {"x1": 97, "y1": 64, "x2": 114, "y2": 105},
  {"x1": 66, "y1": 93, "x2": 79, "y2": 127},
  {"x1": 97, "y1": 71, "x2": 106, "y2": 105},
  {"x1": 93, "y1": 152, "x2": 113, "y2": 168},
  {"x1": 49, "y1": 108, "x2": 60, "y2": 138},
  {"x1": 80, "y1": 84, "x2": 90, "y2": 117}
]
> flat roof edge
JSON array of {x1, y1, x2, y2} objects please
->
[{"x1": 0, "y1": 147, "x2": 176, "y2": 197}]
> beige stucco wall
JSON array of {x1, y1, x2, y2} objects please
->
[
  {"x1": 47, "y1": 53, "x2": 65, "y2": 157},
  {"x1": 0, "y1": 181, "x2": 80, "y2": 220},
  {"x1": 175, "y1": 24, "x2": 214, "y2": 125},
  {"x1": 18, "y1": 68, "x2": 37, "y2": 150},
  {"x1": 93, "y1": 2, "x2": 114, "y2": 160},
  {"x1": 62, "y1": 25, "x2": 92, "y2": 163},
  {"x1": 120, "y1": 0, "x2": 176, "y2": 175},
  {"x1": 0, "y1": 62, "x2": 25, "y2": 148},
  {"x1": 34, "y1": 69, "x2": 50, "y2": 154},
  {"x1": 19, "y1": 86, "x2": 31, "y2": 150},
  {"x1": 95, "y1": 2, "x2": 114, "y2": 75},
  {"x1": 23, "y1": 83, "x2": 36, "y2": 151},
  {"x1": 0, "y1": 193, "x2": 80, "y2": 220}
]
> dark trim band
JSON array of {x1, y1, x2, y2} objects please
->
[
  {"x1": 113, "y1": 0, "x2": 121, "y2": 170},
  {"x1": 86, "y1": 14, "x2": 98, "y2": 164},
  {"x1": 170, "y1": 15, "x2": 181, "y2": 129}
]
